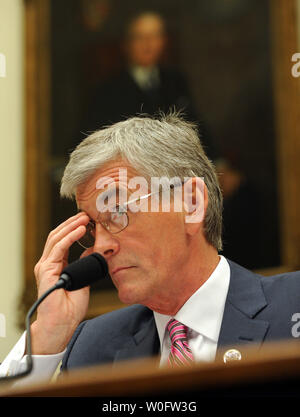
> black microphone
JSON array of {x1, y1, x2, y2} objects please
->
[
  {"x1": 0, "y1": 253, "x2": 108, "y2": 382},
  {"x1": 57, "y1": 252, "x2": 108, "y2": 291}
]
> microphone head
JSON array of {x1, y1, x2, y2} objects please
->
[{"x1": 60, "y1": 253, "x2": 108, "y2": 291}]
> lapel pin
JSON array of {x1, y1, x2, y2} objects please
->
[{"x1": 223, "y1": 349, "x2": 242, "y2": 363}]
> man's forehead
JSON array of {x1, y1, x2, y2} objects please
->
[{"x1": 76, "y1": 160, "x2": 143, "y2": 201}]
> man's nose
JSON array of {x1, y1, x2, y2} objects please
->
[{"x1": 93, "y1": 223, "x2": 120, "y2": 261}]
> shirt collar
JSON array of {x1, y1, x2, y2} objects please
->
[
  {"x1": 153, "y1": 255, "x2": 230, "y2": 348},
  {"x1": 129, "y1": 65, "x2": 160, "y2": 90}
]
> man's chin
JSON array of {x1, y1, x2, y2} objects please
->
[
  {"x1": 116, "y1": 285, "x2": 145, "y2": 306},
  {"x1": 117, "y1": 289, "x2": 137, "y2": 305}
]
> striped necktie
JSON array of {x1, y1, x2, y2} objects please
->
[{"x1": 167, "y1": 318, "x2": 194, "y2": 366}]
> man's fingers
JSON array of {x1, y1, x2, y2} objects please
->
[
  {"x1": 35, "y1": 225, "x2": 87, "y2": 287},
  {"x1": 44, "y1": 212, "x2": 86, "y2": 248},
  {"x1": 47, "y1": 225, "x2": 87, "y2": 264},
  {"x1": 40, "y1": 213, "x2": 89, "y2": 261},
  {"x1": 34, "y1": 213, "x2": 90, "y2": 288},
  {"x1": 50, "y1": 212, "x2": 84, "y2": 235}
]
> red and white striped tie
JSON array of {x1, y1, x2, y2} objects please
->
[{"x1": 167, "y1": 318, "x2": 194, "y2": 366}]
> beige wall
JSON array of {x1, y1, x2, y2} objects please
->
[{"x1": 0, "y1": 0, "x2": 24, "y2": 361}]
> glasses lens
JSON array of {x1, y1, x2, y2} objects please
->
[
  {"x1": 77, "y1": 211, "x2": 129, "y2": 249},
  {"x1": 109, "y1": 211, "x2": 128, "y2": 232},
  {"x1": 98, "y1": 210, "x2": 128, "y2": 234},
  {"x1": 77, "y1": 222, "x2": 95, "y2": 249}
]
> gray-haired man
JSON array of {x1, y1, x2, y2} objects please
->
[{"x1": 1, "y1": 113, "x2": 300, "y2": 382}]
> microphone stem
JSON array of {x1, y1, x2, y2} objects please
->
[
  {"x1": 25, "y1": 280, "x2": 65, "y2": 357},
  {"x1": 0, "y1": 280, "x2": 65, "y2": 382}
]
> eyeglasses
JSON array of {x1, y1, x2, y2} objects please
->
[{"x1": 77, "y1": 189, "x2": 161, "y2": 249}]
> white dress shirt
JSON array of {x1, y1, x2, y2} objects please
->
[
  {"x1": 0, "y1": 256, "x2": 230, "y2": 385},
  {"x1": 154, "y1": 255, "x2": 230, "y2": 365},
  {"x1": 0, "y1": 331, "x2": 65, "y2": 387}
]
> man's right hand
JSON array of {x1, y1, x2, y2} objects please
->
[{"x1": 30, "y1": 212, "x2": 91, "y2": 355}]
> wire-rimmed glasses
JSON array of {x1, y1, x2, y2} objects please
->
[{"x1": 77, "y1": 189, "x2": 160, "y2": 249}]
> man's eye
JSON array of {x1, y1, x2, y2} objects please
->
[
  {"x1": 111, "y1": 211, "x2": 123, "y2": 221},
  {"x1": 110, "y1": 206, "x2": 127, "y2": 224}
]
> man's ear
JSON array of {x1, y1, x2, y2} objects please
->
[{"x1": 183, "y1": 177, "x2": 208, "y2": 235}]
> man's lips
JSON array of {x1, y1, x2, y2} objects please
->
[{"x1": 111, "y1": 266, "x2": 135, "y2": 275}]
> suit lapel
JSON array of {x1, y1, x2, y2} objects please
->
[
  {"x1": 113, "y1": 310, "x2": 159, "y2": 365},
  {"x1": 217, "y1": 260, "x2": 269, "y2": 355},
  {"x1": 113, "y1": 260, "x2": 270, "y2": 364}
]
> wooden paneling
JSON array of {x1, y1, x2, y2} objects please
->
[
  {"x1": 20, "y1": 0, "x2": 51, "y2": 324},
  {"x1": 2, "y1": 339, "x2": 300, "y2": 396},
  {"x1": 270, "y1": 0, "x2": 300, "y2": 268}
]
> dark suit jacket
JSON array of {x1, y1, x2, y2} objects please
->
[{"x1": 61, "y1": 260, "x2": 300, "y2": 371}]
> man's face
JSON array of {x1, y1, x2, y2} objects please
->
[
  {"x1": 76, "y1": 160, "x2": 191, "y2": 311},
  {"x1": 126, "y1": 15, "x2": 166, "y2": 67}
]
